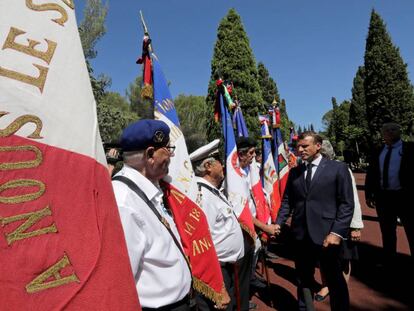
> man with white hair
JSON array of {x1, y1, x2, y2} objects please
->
[
  {"x1": 112, "y1": 119, "x2": 192, "y2": 311},
  {"x1": 190, "y1": 139, "x2": 244, "y2": 311}
]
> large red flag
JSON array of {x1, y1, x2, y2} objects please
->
[{"x1": 0, "y1": 2, "x2": 140, "y2": 310}]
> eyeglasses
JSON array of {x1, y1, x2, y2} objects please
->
[{"x1": 162, "y1": 145, "x2": 176, "y2": 154}]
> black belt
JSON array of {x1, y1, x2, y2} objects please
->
[{"x1": 142, "y1": 294, "x2": 190, "y2": 311}]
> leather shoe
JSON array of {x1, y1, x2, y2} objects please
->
[
  {"x1": 315, "y1": 292, "x2": 329, "y2": 302},
  {"x1": 249, "y1": 301, "x2": 257, "y2": 309}
]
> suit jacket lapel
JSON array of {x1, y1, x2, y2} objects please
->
[{"x1": 308, "y1": 156, "x2": 328, "y2": 192}]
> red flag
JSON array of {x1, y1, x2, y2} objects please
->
[{"x1": 0, "y1": 3, "x2": 140, "y2": 309}]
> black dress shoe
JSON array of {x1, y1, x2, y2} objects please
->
[{"x1": 315, "y1": 292, "x2": 329, "y2": 302}]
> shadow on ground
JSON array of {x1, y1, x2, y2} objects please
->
[{"x1": 352, "y1": 242, "x2": 413, "y2": 310}]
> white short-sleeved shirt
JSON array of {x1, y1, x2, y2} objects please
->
[
  {"x1": 197, "y1": 177, "x2": 244, "y2": 263},
  {"x1": 112, "y1": 165, "x2": 192, "y2": 308}
]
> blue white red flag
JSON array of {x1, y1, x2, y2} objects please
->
[
  {"x1": 270, "y1": 106, "x2": 290, "y2": 199},
  {"x1": 259, "y1": 115, "x2": 281, "y2": 222},
  {"x1": 152, "y1": 55, "x2": 225, "y2": 304},
  {"x1": 219, "y1": 93, "x2": 256, "y2": 240}
]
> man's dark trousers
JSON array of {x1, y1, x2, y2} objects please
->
[{"x1": 295, "y1": 236, "x2": 349, "y2": 311}]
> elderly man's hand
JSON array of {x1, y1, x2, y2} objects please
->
[{"x1": 214, "y1": 287, "x2": 230, "y2": 309}]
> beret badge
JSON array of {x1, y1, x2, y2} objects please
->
[{"x1": 153, "y1": 130, "x2": 165, "y2": 143}]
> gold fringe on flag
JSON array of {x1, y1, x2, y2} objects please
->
[
  {"x1": 193, "y1": 277, "x2": 225, "y2": 305},
  {"x1": 141, "y1": 84, "x2": 153, "y2": 100}
]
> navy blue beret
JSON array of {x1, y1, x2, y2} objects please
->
[
  {"x1": 236, "y1": 136, "x2": 256, "y2": 150},
  {"x1": 120, "y1": 119, "x2": 170, "y2": 151}
]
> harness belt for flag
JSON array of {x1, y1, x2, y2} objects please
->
[{"x1": 112, "y1": 176, "x2": 191, "y2": 272}]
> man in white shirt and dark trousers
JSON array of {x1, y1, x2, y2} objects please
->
[
  {"x1": 112, "y1": 119, "x2": 192, "y2": 311},
  {"x1": 190, "y1": 139, "x2": 245, "y2": 310}
]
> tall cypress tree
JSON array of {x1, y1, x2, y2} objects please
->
[
  {"x1": 348, "y1": 66, "x2": 369, "y2": 159},
  {"x1": 257, "y1": 62, "x2": 280, "y2": 105},
  {"x1": 206, "y1": 9, "x2": 264, "y2": 140},
  {"x1": 256, "y1": 62, "x2": 293, "y2": 138},
  {"x1": 364, "y1": 10, "x2": 414, "y2": 143}
]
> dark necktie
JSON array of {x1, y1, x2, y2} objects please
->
[
  {"x1": 306, "y1": 163, "x2": 313, "y2": 190},
  {"x1": 382, "y1": 146, "x2": 393, "y2": 189}
]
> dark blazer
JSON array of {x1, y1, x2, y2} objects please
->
[
  {"x1": 276, "y1": 157, "x2": 354, "y2": 245},
  {"x1": 365, "y1": 141, "x2": 414, "y2": 200}
]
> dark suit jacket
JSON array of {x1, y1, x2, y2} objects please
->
[
  {"x1": 365, "y1": 141, "x2": 414, "y2": 200},
  {"x1": 276, "y1": 157, "x2": 354, "y2": 245}
]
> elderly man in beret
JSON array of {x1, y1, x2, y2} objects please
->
[
  {"x1": 190, "y1": 139, "x2": 244, "y2": 311},
  {"x1": 112, "y1": 119, "x2": 192, "y2": 311}
]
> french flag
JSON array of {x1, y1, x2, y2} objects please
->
[{"x1": 259, "y1": 115, "x2": 281, "y2": 222}]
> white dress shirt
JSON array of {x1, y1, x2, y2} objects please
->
[
  {"x1": 197, "y1": 177, "x2": 244, "y2": 263},
  {"x1": 112, "y1": 165, "x2": 191, "y2": 308},
  {"x1": 304, "y1": 154, "x2": 323, "y2": 180}
]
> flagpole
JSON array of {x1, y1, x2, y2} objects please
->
[{"x1": 139, "y1": 10, "x2": 153, "y2": 53}]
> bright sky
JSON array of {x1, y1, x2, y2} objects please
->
[{"x1": 74, "y1": 0, "x2": 414, "y2": 131}]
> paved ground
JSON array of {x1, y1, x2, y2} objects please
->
[{"x1": 251, "y1": 173, "x2": 412, "y2": 311}]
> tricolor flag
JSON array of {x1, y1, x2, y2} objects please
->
[
  {"x1": 259, "y1": 115, "x2": 281, "y2": 222},
  {"x1": 219, "y1": 92, "x2": 256, "y2": 240},
  {"x1": 0, "y1": 2, "x2": 140, "y2": 310},
  {"x1": 232, "y1": 104, "x2": 270, "y2": 239},
  {"x1": 233, "y1": 105, "x2": 248, "y2": 138},
  {"x1": 270, "y1": 104, "x2": 290, "y2": 199},
  {"x1": 149, "y1": 55, "x2": 225, "y2": 303}
]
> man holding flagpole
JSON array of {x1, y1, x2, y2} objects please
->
[
  {"x1": 112, "y1": 119, "x2": 192, "y2": 311},
  {"x1": 190, "y1": 139, "x2": 242, "y2": 311}
]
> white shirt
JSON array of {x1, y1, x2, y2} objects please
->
[
  {"x1": 304, "y1": 154, "x2": 323, "y2": 180},
  {"x1": 196, "y1": 177, "x2": 245, "y2": 263},
  {"x1": 112, "y1": 165, "x2": 191, "y2": 308}
]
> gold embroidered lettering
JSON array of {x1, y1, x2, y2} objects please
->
[
  {"x1": 61, "y1": 0, "x2": 75, "y2": 9},
  {"x1": 26, "y1": 254, "x2": 80, "y2": 293},
  {"x1": 171, "y1": 189, "x2": 185, "y2": 204},
  {"x1": 184, "y1": 221, "x2": 195, "y2": 236},
  {"x1": 25, "y1": 1, "x2": 69, "y2": 26},
  {"x1": 0, "y1": 145, "x2": 42, "y2": 170},
  {"x1": 192, "y1": 239, "x2": 201, "y2": 256},
  {"x1": 1, "y1": 205, "x2": 57, "y2": 245},
  {"x1": 3, "y1": 27, "x2": 57, "y2": 64},
  {"x1": 0, "y1": 63, "x2": 48, "y2": 93},
  {"x1": 0, "y1": 112, "x2": 43, "y2": 139},
  {"x1": 189, "y1": 208, "x2": 201, "y2": 222},
  {"x1": 0, "y1": 179, "x2": 45, "y2": 204},
  {"x1": 192, "y1": 238, "x2": 212, "y2": 256},
  {"x1": 199, "y1": 237, "x2": 212, "y2": 253}
]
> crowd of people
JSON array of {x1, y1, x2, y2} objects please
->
[{"x1": 103, "y1": 119, "x2": 413, "y2": 311}]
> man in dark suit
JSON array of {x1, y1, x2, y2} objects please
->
[
  {"x1": 275, "y1": 131, "x2": 354, "y2": 311},
  {"x1": 365, "y1": 122, "x2": 414, "y2": 266}
]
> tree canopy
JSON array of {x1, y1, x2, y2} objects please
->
[
  {"x1": 364, "y1": 9, "x2": 414, "y2": 144},
  {"x1": 206, "y1": 8, "x2": 264, "y2": 140}
]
